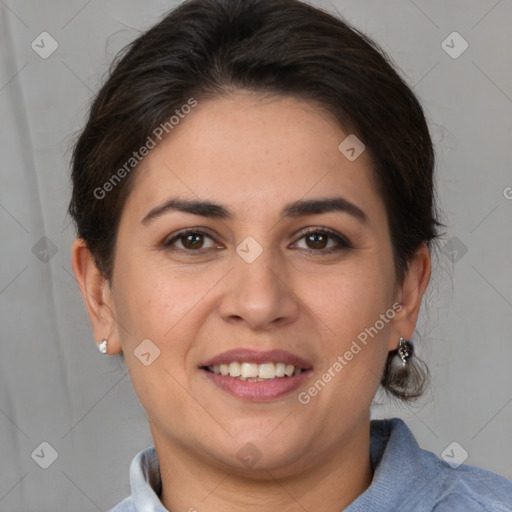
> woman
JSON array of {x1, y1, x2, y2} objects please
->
[{"x1": 68, "y1": 0, "x2": 512, "y2": 510}]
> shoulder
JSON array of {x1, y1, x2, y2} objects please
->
[
  {"x1": 364, "y1": 418, "x2": 512, "y2": 511},
  {"x1": 429, "y1": 459, "x2": 512, "y2": 511}
]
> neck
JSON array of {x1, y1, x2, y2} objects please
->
[{"x1": 154, "y1": 419, "x2": 373, "y2": 512}]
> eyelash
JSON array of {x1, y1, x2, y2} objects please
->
[{"x1": 163, "y1": 226, "x2": 353, "y2": 255}]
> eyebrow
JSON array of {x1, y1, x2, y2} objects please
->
[{"x1": 141, "y1": 196, "x2": 367, "y2": 225}]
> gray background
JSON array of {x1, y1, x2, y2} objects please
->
[{"x1": 1, "y1": 0, "x2": 511, "y2": 510}]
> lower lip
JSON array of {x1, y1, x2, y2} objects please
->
[{"x1": 201, "y1": 369, "x2": 311, "y2": 401}]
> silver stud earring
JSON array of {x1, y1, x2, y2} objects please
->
[
  {"x1": 98, "y1": 339, "x2": 108, "y2": 354},
  {"x1": 398, "y1": 336, "x2": 413, "y2": 366}
]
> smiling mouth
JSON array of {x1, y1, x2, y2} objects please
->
[{"x1": 202, "y1": 361, "x2": 306, "y2": 381}]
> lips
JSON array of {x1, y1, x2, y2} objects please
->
[{"x1": 199, "y1": 348, "x2": 313, "y2": 401}]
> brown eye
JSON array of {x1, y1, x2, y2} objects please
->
[
  {"x1": 305, "y1": 232, "x2": 328, "y2": 250},
  {"x1": 164, "y1": 229, "x2": 219, "y2": 252},
  {"x1": 293, "y1": 228, "x2": 352, "y2": 253},
  {"x1": 181, "y1": 233, "x2": 205, "y2": 250}
]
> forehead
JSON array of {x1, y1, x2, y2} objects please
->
[{"x1": 124, "y1": 93, "x2": 384, "y2": 224}]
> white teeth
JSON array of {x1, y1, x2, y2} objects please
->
[
  {"x1": 207, "y1": 361, "x2": 305, "y2": 380},
  {"x1": 285, "y1": 364, "x2": 295, "y2": 377},
  {"x1": 229, "y1": 362, "x2": 241, "y2": 377},
  {"x1": 241, "y1": 362, "x2": 259, "y2": 379},
  {"x1": 275, "y1": 362, "x2": 286, "y2": 377},
  {"x1": 258, "y1": 363, "x2": 276, "y2": 379}
]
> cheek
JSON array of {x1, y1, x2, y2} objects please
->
[
  {"x1": 297, "y1": 257, "x2": 395, "y2": 399},
  {"x1": 111, "y1": 259, "x2": 204, "y2": 420},
  {"x1": 111, "y1": 251, "x2": 227, "y2": 355},
  {"x1": 299, "y1": 261, "x2": 394, "y2": 340},
  {"x1": 113, "y1": 269, "x2": 186, "y2": 345}
]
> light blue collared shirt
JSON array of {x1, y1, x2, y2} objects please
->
[{"x1": 109, "y1": 418, "x2": 512, "y2": 511}]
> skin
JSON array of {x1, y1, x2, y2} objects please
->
[{"x1": 72, "y1": 93, "x2": 431, "y2": 512}]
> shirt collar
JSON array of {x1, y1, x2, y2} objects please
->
[{"x1": 130, "y1": 443, "x2": 165, "y2": 512}]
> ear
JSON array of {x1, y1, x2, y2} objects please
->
[
  {"x1": 388, "y1": 242, "x2": 431, "y2": 351},
  {"x1": 71, "y1": 238, "x2": 122, "y2": 355}
]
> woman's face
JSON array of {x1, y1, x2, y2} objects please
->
[{"x1": 106, "y1": 93, "x2": 413, "y2": 474}]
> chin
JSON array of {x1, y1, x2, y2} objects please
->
[{"x1": 207, "y1": 427, "x2": 308, "y2": 473}]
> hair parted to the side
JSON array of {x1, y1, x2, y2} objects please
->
[{"x1": 68, "y1": 0, "x2": 444, "y2": 401}]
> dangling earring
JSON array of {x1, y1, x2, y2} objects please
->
[
  {"x1": 98, "y1": 339, "x2": 108, "y2": 354},
  {"x1": 397, "y1": 336, "x2": 413, "y2": 366}
]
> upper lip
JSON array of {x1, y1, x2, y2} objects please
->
[{"x1": 200, "y1": 349, "x2": 313, "y2": 370}]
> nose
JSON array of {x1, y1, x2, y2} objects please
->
[{"x1": 218, "y1": 245, "x2": 300, "y2": 331}]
